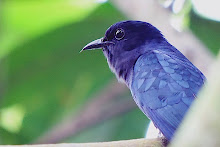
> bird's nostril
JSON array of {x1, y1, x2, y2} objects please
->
[{"x1": 102, "y1": 37, "x2": 108, "y2": 42}]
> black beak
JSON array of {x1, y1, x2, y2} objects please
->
[{"x1": 80, "y1": 38, "x2": 114, "y2": 52}]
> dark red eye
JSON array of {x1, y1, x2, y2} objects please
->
[{"x1": 115, "y1": 29, "x2": 125, "y2": 40}]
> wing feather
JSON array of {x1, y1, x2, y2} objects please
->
[{"x1": 131, "y1": 50, "x2": 205, "y2": 140}]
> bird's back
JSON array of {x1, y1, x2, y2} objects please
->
[{"x1": 130, "y1": 49, "x2": 205, "y2": 140}]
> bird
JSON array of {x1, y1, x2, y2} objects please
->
[{"x1": 81, "y1": 20, "x2": 206, "y2": 141}]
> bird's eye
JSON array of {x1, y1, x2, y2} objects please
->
[{"x1": 115, "y1": 29, "x2": 125, "y2": 40}]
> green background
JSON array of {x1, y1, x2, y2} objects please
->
[{"x1": 0, "y1": 0, "x2": 219, "y2": 144}]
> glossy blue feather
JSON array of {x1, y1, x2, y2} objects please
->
[{"x1": 131, "y1": 50, "x2": 205, "y2": 140}]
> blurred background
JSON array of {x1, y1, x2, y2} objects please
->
[{"x1": 0, "y1": 0, "x2": 219, "y2": 145}]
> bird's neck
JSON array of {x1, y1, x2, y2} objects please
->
[{"x1": 106, "y1": 49, "x2": 141, "y2": 87}]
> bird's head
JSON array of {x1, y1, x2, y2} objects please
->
[{"x1": 82, "y1": 20, "x2": 165, "y2": 84}]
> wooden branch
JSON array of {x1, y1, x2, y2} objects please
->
[{"x1": 3, "y1": 138, "x2": 163, "y2": 147}]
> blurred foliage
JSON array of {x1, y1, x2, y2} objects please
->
[
  {"x1": 189, "y1": 10, "x2": 220, "y2": 55},
  {"x1": 0, "y1": 0, "x2": 99, "y2": 59},
  {"x1": 66, "y1": 108, "x2": 147, "y2": 143},
  {"x1": 0, "y1": 1, "x2": 149, "y2": 145},
  {"x1": 0, "y1": 0, "x2": 219, "y2": 145}
]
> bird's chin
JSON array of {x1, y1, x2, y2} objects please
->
[{"x1": 102, "y1": 47, "x2": 109, "y2": 58}]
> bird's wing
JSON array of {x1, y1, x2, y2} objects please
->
[{"x1": 130, "y1": 50, "x2": 205, "y2": 140}]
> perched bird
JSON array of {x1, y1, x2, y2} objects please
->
[{"x1": 81, "y1": 20, "x2": 206, "y2": 141}]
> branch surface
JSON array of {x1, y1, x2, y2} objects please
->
[{"x1": 3, "y1": 138, "x2": 163, "y2": 147}]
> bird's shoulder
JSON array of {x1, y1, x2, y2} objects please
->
[{"x1": 131, "y1": 49, "x2": 205, "y2": 108}]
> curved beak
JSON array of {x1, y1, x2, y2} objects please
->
[{"x1": 80, "y1": 38, "x2": 114, "y2": 53}]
